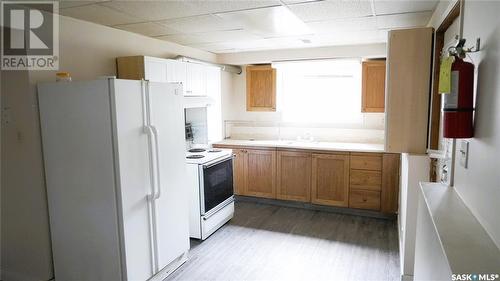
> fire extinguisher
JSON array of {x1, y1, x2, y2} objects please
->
[{"x1": 442, "y1": 40, "x2": 475, "y2": 138}]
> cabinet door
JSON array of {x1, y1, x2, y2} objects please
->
[
  {"x1": 185, "y1": 63, "x2": 206, "y2": 96},
  {"x1": 385, "y1": 28, "x2": 433, "y2": 153},
  {"x1": 277, "y1": 151, "x2": 311, "y2": 202},
  {"x1": 144, "y1": 58, "x2": 167, "y2": 82},
  {"x1": 166, "y1": 60, "x2": 186, "y2": 90},
  {"x1": 206, "y1": 66, "x2": 222, "y2": 142},
  {"x1": 232, "y1": 149, "x2": 247, "y2": 195},
  {"x1": 245, "y1": 149, "x2": 276, "y2": 198},
  {"x1": 311, "y1": 154, "x2": 350, "y2": 207},
  {"x1": 381, "y1": 153, "x2": 400, "y2": 214},
  {"x1": 362, "y1": 60, "x2": 386, "y2": 112},
  {"x1": 246, "y1": 65, "x2": 276, "y2": 111}
]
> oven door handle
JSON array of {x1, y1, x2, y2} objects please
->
[{"x1": 202, "y1": 155, "x2": 233, "y2": 169}]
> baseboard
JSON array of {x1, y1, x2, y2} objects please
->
[
  {"x1": 235, "y1": 195, "x2": 396, "y2": 220},
  {"x1": 150, "y1": 251, "x2": 188, "y2": 281}
]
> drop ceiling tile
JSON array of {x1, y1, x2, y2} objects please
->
[
  {"x1": 60, "y1": 4, "x2": 142, "y2": 26},
  {"x1": 158, "y1": 15, "x2": 240, "y2": 34},
  {"x1": 114, "y1": 22, "x2": 179, "y2": 37},
  {"x1": 306, "y1": 29, "x2": 384, "y2": 45},
  {"x1": 158, "y1": 29, "x2": 262, "y2": 45},
  {"x1": 281, "y1": 0, "x2": 322, "y2": 4},
  {"x1": 216, "y1": 6, "x2": 311, "y2": 38},
  {"x1": 59, "y1": 1, "x2": 99, "y2": 9},
  {"x1": 183, "y1": 0, "x2": 281, "y2": 14},
  {"x1": 376, "y1": 11, "x2": 432, "y2": 29},
  {"x1": 374, "y1": 0, "x2": 438, "y2": 15},
  {"x1": 99, "y1": 1, "x2": 196, "y2": 21},
  {"x1": 307, "y1": 17, "x2": 377, "y2": 34},
  {"x1": 288, "y1": 0, "x2": 374, "y2": 22}
]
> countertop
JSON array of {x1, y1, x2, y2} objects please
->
[
  {"x1": 214, "y1": 139, "x2": 385, "y2": 153},
  {"x1": 420, "y1": 182, "x2": 500, "y2": 274}
]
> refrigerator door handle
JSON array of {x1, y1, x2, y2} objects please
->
[
  {"x1": 143, "y1": 125, "x2": 158, "y2": 200},
  {"x1": 150, "y1": 125, "x2": 162, "y2": 200}
]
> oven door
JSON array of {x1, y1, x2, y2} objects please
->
[{"x1": 199, "y1": 156, "x2": 234, "y2": 214}]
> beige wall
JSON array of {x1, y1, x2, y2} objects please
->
[
  {"x1": 1, "y1": 14, "x2": 216, "y2": 280},
  {"x1": 220, "y1": 44, "x2": 387, "y2": 143}
]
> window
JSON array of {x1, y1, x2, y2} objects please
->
[{"x1": 274, "y1": 59, "x2": 362, "y2": 124}]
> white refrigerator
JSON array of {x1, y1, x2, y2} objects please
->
[{"x1": 38, "y1": 79, "x2": 189, "y2": 281}]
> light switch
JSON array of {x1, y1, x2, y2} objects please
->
[{"x1": 459, "y1": 140, "x2": 469, "y2": 168}]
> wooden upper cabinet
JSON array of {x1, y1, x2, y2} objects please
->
[
  {"x1": 385, "y1": 28, "x2": 433, "y2": 153},
  {"x1": 277, "y1": 150, "x2": 312, "y2": 202},
  {"x1": 245, "y1": 149, "x2": 277, "y2": 198},
  {"x1": 246, "y1": 65, "x2": 276, "y2": 111},
  {"x1": 311, "y1": 153, "x2": 350, "y2": 207},
  {"x1": 362, "y1": 60, "x2": 386, "y2": 112}
]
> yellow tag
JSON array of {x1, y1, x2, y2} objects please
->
[{"x1": 438, "y1": 56, "x2": 455, "y2": 94}]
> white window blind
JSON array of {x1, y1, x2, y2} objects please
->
[{"x1": 274, "y1": 59, "x2": 362, "y2": 125}]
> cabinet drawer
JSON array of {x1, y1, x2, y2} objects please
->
[
  {"x1": 349, "y1": 189, "x2": 381, "y2": 211},
  {"x1": 350, "y1": 155, "x2": 382, "y2": 171},
  {"x1": 350, "y1": 170, "x2": 382, "y2": 191}
]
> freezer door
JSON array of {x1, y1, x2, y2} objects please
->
[
  {"x1": 148, "y1": 82, "x2": 190, "y2": 270},
  {"x1": 112, "y1": 79, "x2": 155, "y2": 280},
  {"x1": 38, "y1": 80, "x2": 123, "y2": 281}
]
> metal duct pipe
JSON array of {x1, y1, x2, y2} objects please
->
[{"x1": 174, "y1": 56, "x2": 242, "y2": 75}]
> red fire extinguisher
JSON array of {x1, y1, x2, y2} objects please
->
[{"x1": 443, "y1": 55, "x2": 475, "y2": 138}]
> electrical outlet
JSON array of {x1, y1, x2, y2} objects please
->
[{"x1": 459, "y1": 140, "x2": 469, "y2": 168}]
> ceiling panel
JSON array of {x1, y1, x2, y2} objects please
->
[
  {"x1": 99, "y1": 1, "x2": 197, "y2": 21},
  {"x1": 157, "y1": 29, "x2": 262, "y2": 45},
  {"x1": 376, "y1": 11, "x2": 432, "y2": 29},
  {"x1": 216, "y1": 6, "x2": 312, "y2": 38},
  {"x1": 57, "y1": 0, "x2": 439, "y2": 54},
  {"x1": 114, "y1": 22, "x2": 179, "y2": 37},
  {"x1": 59, "y1": 1, "x2": 100, "y2": 9},
  {"x1": 288, "y1": 0, "x2": 374, "y2": 22},
  {"x1": 307, "y1": 17, "x2": 377, "y2": 34},
  {"x1": 159, "y1": 15, "x2": 240, "y2": 34},
  {"x1": 60, "y1": 4, "x2": 142, "y2": 26},
  {"x1": 183, "y1": 0, "x2": 281, "y2": 14},
  {"x1": 374, "y1": 0, "x2": 438, "y2": 15}
]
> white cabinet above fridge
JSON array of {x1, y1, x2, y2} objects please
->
[{"x1": 118, "y1": 56, "x2": 219, "y2": 97}]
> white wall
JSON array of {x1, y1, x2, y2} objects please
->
[
  {"x1": 427, "y1": 0, "x2": 500, "y2": 249},
  {"x1": 1, "y1": 14, "x2": 216, "y2": 281},
  {"x1": 451, "y1": 0, "x2": 500, "y2": 249}
]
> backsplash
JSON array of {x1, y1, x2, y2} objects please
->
[{"x1": 224, "y1": 113, "x2": 385, "y2": 144}]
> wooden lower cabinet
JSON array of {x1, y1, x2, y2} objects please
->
[
  {"x1": 311, "y1": 153, "x2": 350, "y2": 207},
  {"x1": 232, "y1": 149, "x2": 247, "y2": 195},
  {"x1": 349, "y1": 189, "x2": 381, "y2": 211},
  {"x1": 276, "y1": 150, "x2": 312, "y2": 202},
  {"x1": 214, "y1": 144, "x2": 400, "y2": 214},
  {"x1": 381, "y1": 154, "x2": 400, "y2": 213},
  {"x1": 245, "y1": 149, "x2": 276, "y2": 198}
]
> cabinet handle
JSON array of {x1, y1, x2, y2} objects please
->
[{"x1": 363, "y1": 198, "x2": 367, "y2": 202}]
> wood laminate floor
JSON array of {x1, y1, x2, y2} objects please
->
[{"x1": 167, "y1": 201, "x2": 400, "y2": 281}]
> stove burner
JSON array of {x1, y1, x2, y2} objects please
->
[
  {"x1": 208, "y1": 149, "x2": 222, "y2": 153},
  {"x1": 186, "y1": 154, "x2": 205, "y2": 159},
  {"x1": 188, "y1": 148, "x2": 206, "y2": 153}
]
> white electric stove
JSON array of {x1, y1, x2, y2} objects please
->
[{"x1": 186, "y1": 147, "x2": 235, "y2": 240}]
